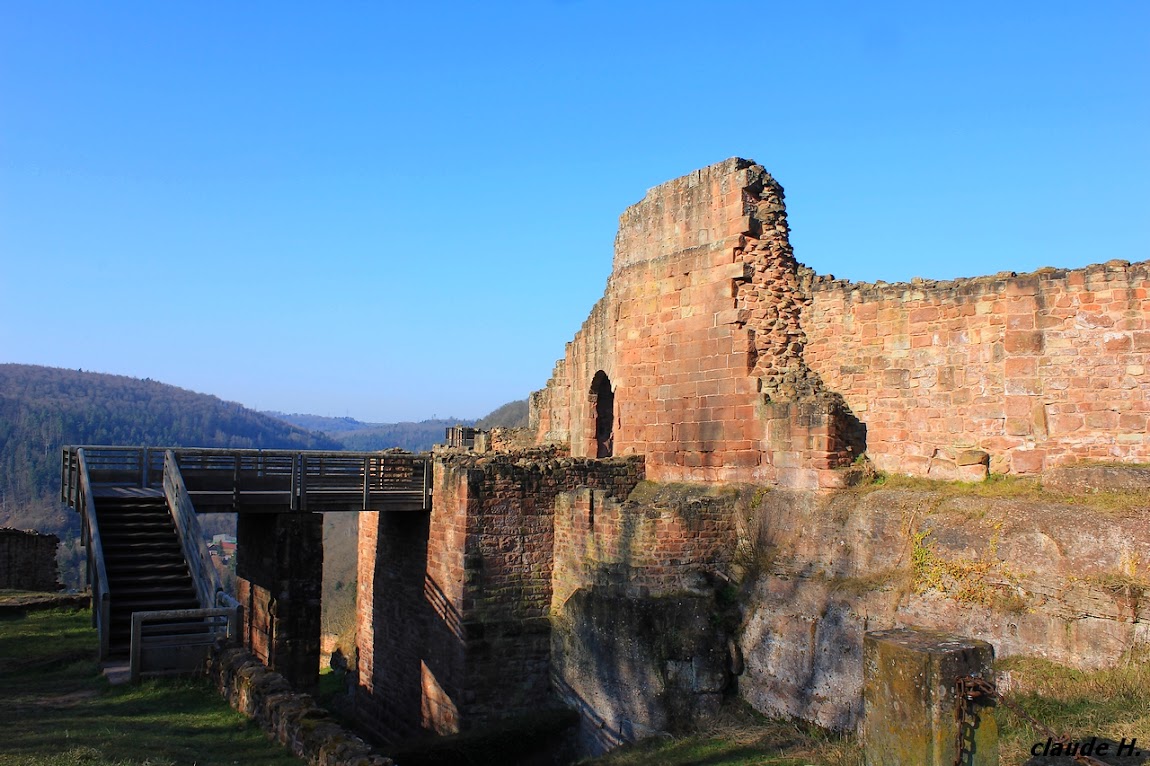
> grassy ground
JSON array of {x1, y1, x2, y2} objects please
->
[
  {"x1": 578, "y1": 702, "x2": 861, "y2": 766},
  {"x1": 0, "y1": 605, "x2": 303, "y2": 766},
  {"x1": 858, "y1": 471, "x2": 1149, "y2": 517}
]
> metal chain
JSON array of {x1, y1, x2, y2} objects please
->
[{"x1": 953, "y1": 675, "x2": 1110, "y2": 766}]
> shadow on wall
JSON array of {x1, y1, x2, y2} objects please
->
[{"x1": 358, "y1": 510, "x2": 468, "y2": 743}]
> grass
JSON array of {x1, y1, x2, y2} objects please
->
[
  {"x1": 0, "y1": 607, "x2": 303, "y2": 766},
  {"x1": 995, "y1": 652, "x2": 1150, "y2": 765},
  {"x1": 579, "y1": 701, "x2": 861, "y2": 766},
  {"x1": 859, "y1": 471, "x2": 1149, "y2": 516}
]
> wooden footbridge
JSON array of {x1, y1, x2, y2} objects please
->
[{"x1": 60, "y1": 446, "x2": 432, "y2": 667}]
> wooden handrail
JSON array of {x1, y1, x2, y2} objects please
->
[
  {"x1": 64, "y1": 446, "x2": 431, "y2": 513},
  {"x1": 75, "y1": 449, "x2": 112, "y2": 660},
  {"x1": 163, "y1": 451, "x2": 220, "y2": 609}
]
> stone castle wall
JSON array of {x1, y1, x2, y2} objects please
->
[
  {"x1": 0, "y1": 528, "x2": 60, "y2": 591},
  {"x1": 354, "y1": 451, "x2": 643, "y2": 744},
  {"x1": 532, "y1": 158, "x2": 852, "y2": 486},
  {"x1": 531, "y1": 157, "x2": 1150, "y2": 480},
  {"x1": 802, "y1": 262, "x2": 1150, "y2": 476}
]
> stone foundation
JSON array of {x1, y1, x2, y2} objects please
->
[{"x1": 208, "y1": 646, "x2": 392, "y2": 766}]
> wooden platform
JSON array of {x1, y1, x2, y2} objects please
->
[{"x1": 65, "y1": 446, "x2": 432, "y2": 514}]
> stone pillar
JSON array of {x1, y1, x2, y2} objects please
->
[
  {"x1": 354, "y1": 509, "x2": 434, "y2": 744},
  {"x1": 235, "y1": 512, "x2": 323, "y2": 692},
  {"x1": 863, "y1": 628, "x2": 997, "y2": 766}
]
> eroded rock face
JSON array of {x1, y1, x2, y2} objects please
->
[
  {"x1": 1043, "y1": 465, "x2": 1150, "y2": 494},
  {"x1": 551, "y1": 589, "x2": 732, "y2": 757},
  {"x1": 738, "y1": 488, "x2": 1150, "y2": 731},
  {"x1": 546, "y1": 474, "x2": 1149, "y2": 748}
]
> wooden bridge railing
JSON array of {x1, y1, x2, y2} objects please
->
[
  {"x1": 163, "y1": 451, "x2": 221, "y2": 609},
  {"x1": 63, "y1": 446, "x2": 432, "y2": 513},
  {"x1": 60, "y1": 448, "x2": 113, "y2": 659}
]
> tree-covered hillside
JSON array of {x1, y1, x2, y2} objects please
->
[
  {"x1": 475, "y1": 399, "x2": 529, "y2": 429},
  {"x1": 0, "y1": 364, "x2": 341, "y2": 535},
  {"x1": 265, "y1": 411, "x2": 468, "y2": 452}
]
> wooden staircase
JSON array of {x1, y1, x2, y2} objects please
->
[{"x1": 95, "y1": 494, "x2": 201, "y2": 657}]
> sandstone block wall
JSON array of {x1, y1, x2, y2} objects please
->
[
  {"x1": 354, "y1": 451, "x2": 643, "y2": 745},
  {"x1": 803, "y1": 262, "x2": 1150, "y2": 476},
  {"x1": 532, "y1": 158, "x2": 852, "y2": 486},
  {"x1": 552, "y1": 485, "x2": 737, "y2": 608},
  {"x1": 208, "y1": 646, "x2": 393, "y2": 766},
  {"x1": 0, "y1": 528, "x2": 60, "y2": 591},
  {"x1": 236, "y1": 513, "x2": 323, "y2": 692},
  {"x1": 550, "y1": 484, "x2": 740, "y2": 754},
  {"x1": 532, "y1": 157, "x2": 1149, "y2": 479}
]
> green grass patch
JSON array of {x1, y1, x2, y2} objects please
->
[
  {"x1": 0, "y1": 608, "x2": 302, "y2": 766},
  {"x1": 578, "y1": 702, "x2": 862, "y2": 766},
  {"x1": 859, "y1": 471, "x2": 1148, "y2": 516}
]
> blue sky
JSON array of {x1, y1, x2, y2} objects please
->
[{"x1": 1, "y1": 2, "x2": 1146, "y2": 422}]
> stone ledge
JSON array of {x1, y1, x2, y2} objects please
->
[
  {"x1": 1042, "y1": 464, "x2": 1150, "y2": 494},
  {"x1": 207, "y1": 646, "x2": 392, "y2": 766}
]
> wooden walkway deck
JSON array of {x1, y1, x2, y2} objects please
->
[{"x1": 66, "y1": 446, "x2": 431, "y2": 513}]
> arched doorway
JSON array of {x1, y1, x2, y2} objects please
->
[{"x1": 590, "y1": 371, "x2": 614, "y2": 458}]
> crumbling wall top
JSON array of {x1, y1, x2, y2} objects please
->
[{"x1": 613, "y1": 157, "x2": 765, "y2": 272}]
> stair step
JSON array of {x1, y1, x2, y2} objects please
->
[
  {"x1": 108, "y1": 563, "x2": 188, "y2": 574},
  {"x1": 102, "y1": 541, "x2": 182, "y2": 551},
  {"x1": 112, "y1": 596, "x2": 202, "y2": 609},
  {"x1": 113, "y1": 583, "x2": 195, "y2": 595},
  {"x1": 100, "y1": 518, "x2": 173, "y2": 527},
  {"x1": 108, "y1": 570, "x2": 191, "y2": 582},
  {"x1": 108, "y1": 560, "x2": 188, "y2": 570}
]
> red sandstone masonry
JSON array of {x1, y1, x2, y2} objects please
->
[
  {"x1": 802, "y1": 262, "x2": 1150, "y2": 475},
  {"x1": 551, "y1": 487, "x2": 737, "y2": 609},
  {"x1": 532, "y1": 158, "x2": 1149, "y2": 479},
  {"x1": 532, "y1": 158, "x2": 842, "y2": 484},
  {"x1": 354, "y1": 451, "x2": 643, "y2": 743}
]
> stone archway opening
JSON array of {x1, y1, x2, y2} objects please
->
[{"x1": 590, "y1": 371, "x2": 614, "y2": 458}]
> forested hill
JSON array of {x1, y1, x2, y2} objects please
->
[
  {"x1": 265, "y1": 412, "x2": 472, "y2": 453},
  {"x1": 266, "y1": 398, "x2": 529, "y2": 452},
  {"x1": 0, "y1": 364, "x2": 340, "y2": 530}
]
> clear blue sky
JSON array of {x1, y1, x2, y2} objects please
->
[{"x1": 1, "y1": 2, "x2": 1146, "y2": 422}]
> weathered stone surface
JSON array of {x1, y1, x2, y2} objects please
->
[
  {"x1": 863, "y1": 628, "x2": 996, "y2": 766},
  {"x1": 1043, "y1": 465, "x2": 1150, "y2": 494},
  {"x1": 956, "y1": 449, "x2": 990, "y2": 467},
  {"x1": 0, "y1": 528, "x2": 60, "y2": 591},
  {"x1": 208, "y1": 646, "x2": 393, "y2": 766},
  {"x1": 733, "y1": 487, "x2": 1150, "y2": 731},
  {"x1": 354, "y1": 450, "x2": 643, "y2": 745},
  {"x1": 551, "y1": 589, "x2": 731, "y2": 757},
  {"x1": 236, "y1": 512, "x2": 323, "y2": 693}
]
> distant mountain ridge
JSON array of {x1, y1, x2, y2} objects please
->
[
  {"x1": 266, "y1": 399, "x2": 529, "y2": 453},
  {"x1": 260, "y1": 412, "x2": 382, "y2": 434},
  {"x1": 265, "y1": 412, "x2": 472, "y2": 453}
]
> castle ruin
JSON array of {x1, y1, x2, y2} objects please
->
[{"x1": 350, "y1": 158, "x2": 1150, "y2": 754}]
